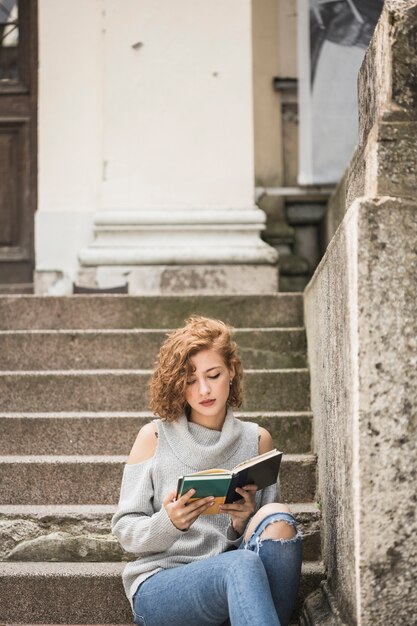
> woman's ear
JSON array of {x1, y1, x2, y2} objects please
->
[{"x1": 229, "y1": 365, "x2": 235, "y2": 381}]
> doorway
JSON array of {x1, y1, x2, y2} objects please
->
[{"x1": 0, "y1": 0, "x2": 37, "y2": 292}]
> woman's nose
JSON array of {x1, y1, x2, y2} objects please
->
[{"x1": 198, "y1": 378, "x2": 210, "y2": 395}]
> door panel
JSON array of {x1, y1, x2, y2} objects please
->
[{"x1": 0, "y1": 0, "x2": 37, "y2": 287}]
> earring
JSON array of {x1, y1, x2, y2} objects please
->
[{"x1": 229, "y1": 379, "x2": 233, "y2": 386}]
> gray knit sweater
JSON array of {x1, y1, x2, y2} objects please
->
[{"x1": 111, "y1": 408, "x2": 279, "y2": 611}]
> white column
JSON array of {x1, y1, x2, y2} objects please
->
[
  {"x1": 36, "y1": 0, "x2": 278, "y2": 294},
  {"x1": 35, "y1": 0, "x2": 103, "y2": 294},
  {"x1": 79, "y1": 0, "x2": 277, "y2": 293}
]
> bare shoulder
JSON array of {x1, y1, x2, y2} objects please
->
[
  {"x1": 126, "y1": 421, "x2": 158, "y2": 465},
  {"x1": 258, "y1": 426, "x2": 274, "y2": 454}
]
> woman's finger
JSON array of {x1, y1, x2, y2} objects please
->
[
  {"x1": 177, "y1": 488, "x2": 197, "y2": 505},
  {"x1": 219, "y1": 502, "x2": 246, "y2": 513},
  {"x1": 186, "y1": 496, "x2": 215, "y2": 512},
  {"x1": 186, "y1": 499, "x2": 216, "y2": 519},
  {"x1": 174, "y1": 495, "x2": 215, "y2": 520},
  {"x1": 235, "y1": 485, "x2": 257, "y2": 499}
]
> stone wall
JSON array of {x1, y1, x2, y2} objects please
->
[
  {"x1": 305, "y1": 197, "x2": 417, "y2": 625},
  {"x1": 302, "y1": 1, "x2": 417, "y2": 623},
  {"x1": 324, "y1": 170, "x2": 347, "y2": 247},
  {"x1": 356, "y1": 198, "x2": 416, "y2": 624},
  {"x1": 304, "y1": 203, "x2": 358, "y2": 623}
]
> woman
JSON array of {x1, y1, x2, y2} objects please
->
[{"x1": 112, "y1": 315, "x2": 302, "y2": 626}]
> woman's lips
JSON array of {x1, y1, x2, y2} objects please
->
[{"x1": 200, "y1": 399, "x2": 215, "y2": 406}]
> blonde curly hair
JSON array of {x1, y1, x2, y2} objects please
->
[{"x1": 148, "y1": 315, "x2": 244, "y2": 421}]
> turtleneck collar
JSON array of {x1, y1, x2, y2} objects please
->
[{"x1": 157, "y1": 406, "x2": 244, "y2": 471}]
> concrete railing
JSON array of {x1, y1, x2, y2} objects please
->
[{"x1": 302, "y1": 2, "x2": 417, "y2": 624}]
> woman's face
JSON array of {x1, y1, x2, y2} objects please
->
[{"x1": 184, "y1": 348, "x2": 234, "y2": 425}]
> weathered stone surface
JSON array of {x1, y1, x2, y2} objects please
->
[
  {"x1": 0, "y1": 329, "x2": 167, "y2": 371},
  {"x1": 0, "y1": 562, "x2": 133, "y2": 624},
  {"x1": 124, "y1": 264, "x2": 279, "y2": 295},
  {"x1": 238, "y1": 329, "x2": 307, "y2": 369},
  {"x1": 348, "y1": 119, "x2": 417, "y2": 207},
  {"x1": 305, "y1": 197, "x2": 417, "y2": 625},
  {"x1": 346, "y1": 1, "x2": 417, "y2": 208},
  {"x1": 289, "y1": 503, "x2": 322, "y2": 562},
  {"x1": 358, "y1": 0, "x2": 417, "y2": 148},
  {"x1": 0, "y1": 510, "x2": 126, "y2": 562},
  {"x1": 0, "y1": 287, "x2": 317, "y2": 620},
  {"x1": 0, "y1": 328, "x2": 306, "y2": 371},
  {"x1": 300, "y1": 583, "x2": 342, "y2": 626},
  {"x1": 0, "y1": 504, "x2": 321, "y2": 562},
  {"x1": 0, "y1": 414, "x2": 148, "y2": 456},
  {"x1": 0, "y1": 561, "x2": 325, "y2": 624},
  {"x1": 0, "y1": 518, "x2": 42, "y2": 560},
  {"x1": 372, "y1": 121, "x2": 417, "y2": 198},
  {"x1": 0, "y1": 369, "x2": 310, "y2": 412},
  {"x1": 243, "y1": 412, "x2": 312, "y2": 454},
  {"x1": 0, "y1": 411, "x2": 312, "y2": 455},
  {"x1": 293, "y1": 562, "x2": 327, "y2": 624},
  {"x1": 345, "y1": 146, "x2": 366, "y2": 212},
  {"x1": 349, "y1": 119, "x2": 417, "y2": 206},
  {"x1": 325, "y1": 171, "x2": 347, "y2": 246},
  {"x1": 306, "y1": 6, "x2": 417, "y2": 620},
  {"x1": 0, "y1": 371, "x2": 150, "y2": 412},
  {"x1": 305, "y1": 209, "x2": 358, "y2": 624},
  {"x1": 356, "y1": 200, "x2": 417, "y2": 625},
  {"x1": 0, "y1": 294, "x2": 304, "y2": 330},
  {"x1": 0, "y1": 454, "x2": 316, "y2": 505},
  {"x1": 7, "y1": 531, "x2": 123, "y2": 562}
]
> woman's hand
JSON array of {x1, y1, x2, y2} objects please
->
[
  {"x1": 164, "y1": 489, "x2": 215, "y2": 531},
  {"x1": 219, "y1": 484, "x2": 257, "y2": 536}
]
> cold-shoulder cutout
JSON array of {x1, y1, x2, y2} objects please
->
[
  {"x1": 126, "y1": 421, "x2": 158, "y2": 465},
  {"x1": 258, "y1": 426, "x2": 274, "y2": 454}
]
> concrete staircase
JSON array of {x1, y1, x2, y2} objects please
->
[{"x1": 0, "y1": 294, "x2": 324, "y2": 624}]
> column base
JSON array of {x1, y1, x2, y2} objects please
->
[
  {"x1": 76, "y1": 264, "x2": 278, "y2": 295},
  {"x1": 78, "y1": 208, "x2": 278, "y2": 266},
  {"x1": 34, "y1": 265, "x2": 278, "y2": 295}
]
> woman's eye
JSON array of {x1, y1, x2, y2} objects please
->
[
  {"x1": 186, "y1": 380, "x2": 196, "y2": 385},
  {"x1": 208, "y1": 373, "x2": 220, "y2": 380}
]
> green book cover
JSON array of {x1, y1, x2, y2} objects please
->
[{"x1": 177, "y1": 473, "x2": 233, "y2": 514}]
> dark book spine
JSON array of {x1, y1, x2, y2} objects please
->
[{"x1": 225, "y1": 472, "x2": 245, "y2": 503}]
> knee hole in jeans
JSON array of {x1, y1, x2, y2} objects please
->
[{"x1": 260, "y1": 520, "x2": 297, "y2": 541}]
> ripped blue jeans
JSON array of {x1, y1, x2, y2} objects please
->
[{"x1": 132, "y1": 511, "x2": 302, "y2": 626}]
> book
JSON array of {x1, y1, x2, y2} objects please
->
[{"x1": 176, "y1": 448, "x2": 282, "y2": 515}]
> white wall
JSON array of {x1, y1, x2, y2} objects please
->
[{"x1": 101, "y1": 0, "x2": 254, "y2": 210}]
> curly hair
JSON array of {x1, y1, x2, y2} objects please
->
[{"x1": 148, "y1": 315, "x2": 244, "y2": 421}]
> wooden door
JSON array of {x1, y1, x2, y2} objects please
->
[{"x1": 0, "y1": 0, "x2": 37, "y2": 291}]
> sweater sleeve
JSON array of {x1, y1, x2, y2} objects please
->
[{"x1": 111, "y1": 460, "x2": 185, "y2": 555}]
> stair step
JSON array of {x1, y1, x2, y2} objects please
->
[
  {"x1": 0, "y1": 454, "x2": 317, "y2": 505},
  {"x1": 0, "y1": 294, "x2": 303, "y2": 330},
  {"x1": 0, "y1": 503, "x2": 321, "y2": 562},
  {"x1": 0, "y1": 328, "x2": 307, "y2": 370},
  {"x1": 0, "y1": 561, "x2": 325, "y2": 624},
  {"x1": 0, "y1": 292, "x2": 321, "y2": 622},
  {"x1": 0, "y1": 411, "x2": 313, "y2": 455},
  {"x1": 0, "y1": 369, "x2": 310, "y2": 412}
]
